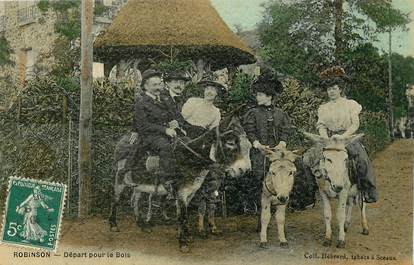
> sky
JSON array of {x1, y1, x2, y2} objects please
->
[{"x1": 210, "y1": 0, "x2": 414, "y2": 57}]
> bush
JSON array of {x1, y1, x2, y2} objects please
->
[{"x1": 360, "y1": 111, "x2": 391, "y2": 156}]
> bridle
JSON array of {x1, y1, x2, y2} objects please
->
[{"x1": 318, "y1": 147, "x2": 349, "y2": 192}]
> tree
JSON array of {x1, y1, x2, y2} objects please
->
[
  {"x1": 389, "y1": 54, "x2": 414, "y2": 119},
  {"x1": 258, "y1": 0, "x2": 409, "y2": 84}
]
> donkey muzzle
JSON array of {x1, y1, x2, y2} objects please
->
[{"x1": 277, "y1": 195, "x2": 288, "y2": 204}]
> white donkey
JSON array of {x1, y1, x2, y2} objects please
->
[
  {"x1": 304, "y1": 132, "x2": 369, "y2": 248},
  {"x1": 258, "y1": 142, "x2": 298, "y2": 248}
]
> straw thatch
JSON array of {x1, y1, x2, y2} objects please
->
[{"x1": 94, "y1": 0, "x2": 255, "y2": 69}]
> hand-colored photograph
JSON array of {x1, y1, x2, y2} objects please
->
[{"x1": 0, "y1": 0, "x2": 412, "y2": 265}]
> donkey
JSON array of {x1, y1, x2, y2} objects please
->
[
  {"x1": 303, "y1": 132, "x2": 369, "y2": 248},
  {"x1": 257, "y1": 142, "x2": 298, "y2": 248},
  {"x1": 196, "y1": 134, "x2": 252, "y2": 237},
  {"x1": 109, "y1": 129, "x2": 244, "y2": 252}
]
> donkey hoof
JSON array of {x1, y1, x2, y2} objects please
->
[
  {"x1": 362, "y1": 228, "x2": 369, "y2": 235},
  {"x1": 110, "y1": 226, "x2": 120, "y2": 232},
  {"x1": 336, "y1": 240, "x2": 346, "y2": 248},
  {"x1": 322, "y1": 239, "x2": 332, "y2": 247},
  {"x1": 259, "y1": 242, "x2": 268, "y2": 249},
  {"x1": 280, "y1": 242, "x2": 289, "y2": 248},
  {"x1": 180, "y1": 244, "x2": 190, "y2": 253}
]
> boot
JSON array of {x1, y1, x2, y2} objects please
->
[{"x1": 363, "y1": 185, "x2": 378, "y2": 203}]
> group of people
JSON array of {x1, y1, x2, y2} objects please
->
[{"x1": 132, "y1": 65, "x2": 377, "y2": 205}]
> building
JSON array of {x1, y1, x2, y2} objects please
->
[
  {"x1": 0, "y1": 1, "x2": 58, "y2": 86},
  {"x1": 0, "y1": 0, "x2": 126, "y2": 88}
]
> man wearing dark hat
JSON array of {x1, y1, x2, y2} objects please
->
[
  {"x1": 160, "y1": 73, "x2": 190, "y2": 130},
  {"x1": 134, "y1": 69, "x2": 182, "y2": 198},
  {"x1": 242, "y1": 74, "x2": 293, "y2": 212}
]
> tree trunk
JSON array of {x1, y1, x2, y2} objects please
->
[
  {"x1": 334, "y1": 0, "x2": 344, "y2": 63},
  {"x1": 78, "y1": 0, "x2": 94, "y2": 218}
]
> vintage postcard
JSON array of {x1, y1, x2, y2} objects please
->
[{"x1": 0, "y1": 0, "x2": 412, "y2": 265}]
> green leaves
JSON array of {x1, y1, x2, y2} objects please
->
[{"x1": 0, "y1": 36, "x2": 13, "y2": 66}]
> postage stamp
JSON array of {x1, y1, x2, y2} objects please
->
[{"x1": 1, "y1": 177, "x2": 67, "y2": 252}]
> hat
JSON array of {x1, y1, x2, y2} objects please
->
[
  {"x1": 198, "y1": 80, "x2": 227, "y2": 94},
  {"x1": 319, "y1": 66, "x2": 346, "y2": 80},
  {"x1": 319, "y1": 66, "x2": 349, "y2": 88},
  {"x1": 141, "y1": 69, "x2": 162, "y2": 86},
  {"x1": 252, "y1": 74, "x2": 282, "y2": 97},
  {"x1": 164, "y1": 72, "x2": 191, "y2": 82}
]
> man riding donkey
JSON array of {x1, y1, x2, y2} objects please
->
[
  {"x1": 311, "y1": 66, "x2": 378, "y2": 203},
  {"x1": 133, "y1": 69, "x2": 188, "y2": 199}
]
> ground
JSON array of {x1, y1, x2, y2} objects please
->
[{"x1": 1, "y1": 139, "x2": 412, "y2": 265}]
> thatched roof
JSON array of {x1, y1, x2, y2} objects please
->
[{"x1": 94, "y1": 0, "x2": 255, "y2": 69}]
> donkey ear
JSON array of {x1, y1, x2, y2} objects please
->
[
  {"x1": 258, "y1": 145, "x2": 280, "y2": 161},
  {"x1": 303, "y1": 132, "x2": 328, "y2": 145}
]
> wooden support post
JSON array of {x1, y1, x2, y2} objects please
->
[{"x1": 78, "y1": 0, "x2": 94, "y2": 218}]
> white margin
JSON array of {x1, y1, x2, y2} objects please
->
[{"x1": 0, "y1": 176, "x2": 67, "y2": 253}]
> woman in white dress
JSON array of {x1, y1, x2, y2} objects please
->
[
  {"x1": 316, "y1": 66, "x2": 377, "y2": 203},
  {"x1": 181, "y1": 80, "x2": 222, "y2": 132}
]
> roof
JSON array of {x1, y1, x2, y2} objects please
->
[{"x1": 94, "y1": 0, "x2": 255, "y2": 68}]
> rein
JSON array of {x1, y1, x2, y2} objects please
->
[{"x1": 264, "y1": 177, "x2": 278, "y2": 197}]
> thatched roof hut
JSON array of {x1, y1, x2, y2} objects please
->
[{"x1": 94, "y1": 0, "x2": 255, "y2": 70}]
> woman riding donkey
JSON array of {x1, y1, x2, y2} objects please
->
[
  {"x1": 242, "y1": 73, "x2": 293, "y2": 215},
  {"x1": 316, "y1": 66, "x2": 378, "y2": 203}
]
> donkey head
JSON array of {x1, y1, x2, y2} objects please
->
[
  {"x1": 259, "y1": 142, "x2": 299, "y2": 204},
  {"x1": 303, "y1": 132, "x2": 364, "y2": 193}
]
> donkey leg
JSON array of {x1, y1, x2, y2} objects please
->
[
  {"x1": 336, "y1": 191, "x2": 348, "y2": 248},
  {"x1": 141, "y1": 193, "x2": 153, "y2": 233},
  {"x1": 259, "y1": 195, "x2": 271, "y2": 248},
  {"x1": 344, "y1": 197, "x2": 354, "y2": 232},
  {"x1": 160, "y1": 196, "x2": 172, "y2": 223},
  {"x1": 320, "y1": 192, "x2": 332, "y2": 246},
  {"x1": 109, "y1": 183, "x2": 125, "y2": 232},
  {"x1": 197, "y1": 200, "x2": 207, "y2": 238},
  {"x1": 177, "y1": 196, "x2": 191, "y2": 253},
  {"x1": 276, "y1": 204, "x2": 288, "y2": 248},
  {"x1": 360, "y1": 199, "x2": 369, "y2": 235},
  {"x1": 208, "y1": 202, "x2": 222, "y2": 235},
  {"x1": 131, "y1": 189, "x2": 143, "y2": 228}
]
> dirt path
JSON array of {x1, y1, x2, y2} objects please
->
[{"x1": 1, "y1": 140, "x2": 413, "y2": 265}]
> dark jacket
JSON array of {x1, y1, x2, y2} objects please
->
[
  {"x1": 133, "y1": 94, "x2": 181, "y2": 145},
  {"x1": 243, "y1": 105, "x2": 292, "y2": 146}
]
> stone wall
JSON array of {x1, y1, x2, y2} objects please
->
[{"x1": 2, "y1": 1, "x2": 58, "y2": 86}]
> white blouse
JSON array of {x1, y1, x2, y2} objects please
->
[
  {"x1": 181, "y1": 97, "x2": 221, "y2": 129},
  {"x1": 316, "y1": 97, "x2": 362, "y2": 133}
]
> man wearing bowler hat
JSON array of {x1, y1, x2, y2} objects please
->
[{"x1": 133, "y1": 69, "x2": 182, "y2": 198}]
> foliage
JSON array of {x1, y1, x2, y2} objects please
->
[
  {"x1": 220, "y1": 72, "x2": 255, "y2": 115},
  {"x1": 276, "y1": 78, "x2": 324, "y2": 148},
  {"x1": 37, "y1": 0, "x2": 50, "y2": 13},
  {"x1": 390, "y1": 54, "x2": 414, "y2": 118},
  {"x1": 51, "y1": 37, "x2": 80, "y2": 77},
  {"x1": 343, "y1": 43, "x2": 388, "y2": 113},
  {"x1": 360, "y1": 111, "x2": 391, "y2": 155},
  {"x1": 154, "y1": 59, "x2": 193, "y2": 76},
  {"x1": 94, "y1": 3, "x2": 110, "y2": 16},
  {"x1": 0, "y1": 36, "x2": 13, "y2": 66},
  {"x1": 258, "y1": 0, "x2": 409, "y2": 85},
  {"x1": 38, "y1": 0, "x2": 81, "y2": 41}
]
